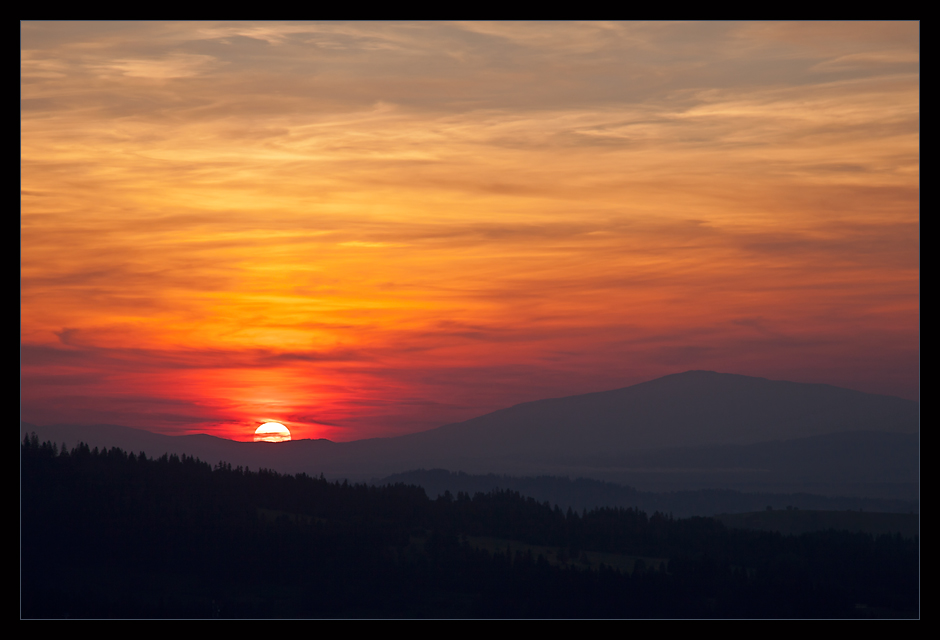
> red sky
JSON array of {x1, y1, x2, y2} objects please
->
[{"x1": 21, "y1": 22, "x2": 919, "y2": 442}]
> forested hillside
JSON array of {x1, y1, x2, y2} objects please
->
[{"x1": 21, "y1": 435, "x2": 918, "y2": 618}]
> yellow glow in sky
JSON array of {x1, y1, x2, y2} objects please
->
[{"x1": 21, "y1": 22, "x2": 919, "y2": 441}]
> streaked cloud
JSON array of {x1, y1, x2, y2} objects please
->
[{"x1": 21, "y1": 22, "x2": 919, "y2": 440}]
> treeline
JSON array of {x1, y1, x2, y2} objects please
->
[
  {"x1": 21, "y1": 436, "x2": 918, "y2": 618},
  {"x1": 380, "y1": 469, "x2": 919, "y2": 517}
]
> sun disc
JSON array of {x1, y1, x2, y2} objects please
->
[{"x1": 254, "y1": 422, "x2": 291, "y2": 443}]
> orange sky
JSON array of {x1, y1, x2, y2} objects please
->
[{"x1": 21, "y1": 22, "x2": 919, "y2": 441}]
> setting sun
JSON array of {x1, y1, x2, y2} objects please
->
[{"x1": 253, "y1": 422, "x2": 291, "y2": 443}]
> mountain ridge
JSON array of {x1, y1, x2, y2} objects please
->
[
  {"x1": 390, "y1": 370, "x2": 917, "y2": 456},
  {"x1": 21, "y1": 370, "x2": 918, "y2": 496}
]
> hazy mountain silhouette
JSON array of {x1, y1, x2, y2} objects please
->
[
  {"x1": 391, "y1": 370, "x2": 916, "y2": 457},
  {"x1": 23, "y1": 371, "x2": 918, "y2": 497}
]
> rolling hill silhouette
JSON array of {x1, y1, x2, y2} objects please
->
[
  {"x1": 23, "y1": 371, "x2": 918, "y2": 497},
  {"x1": 389, "y1": 370, "x2": 917, "y2": 457}
]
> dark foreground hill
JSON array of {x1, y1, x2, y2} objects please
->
[
  {"x1": 23, "y1": 371, "x2": 919, "y2": 498},
  {"x1": 21, "y1": 436, "x2": 919, "y2": 618}
]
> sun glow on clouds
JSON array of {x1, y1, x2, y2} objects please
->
[{"x1": 21, "y1": 22, "x2": 918, "y2": 441}]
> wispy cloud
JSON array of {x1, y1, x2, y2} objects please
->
[{"x1": 21, "y1": 22, "x2": 919, "y2": 439}]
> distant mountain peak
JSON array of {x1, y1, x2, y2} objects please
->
[{"x1": 412, "y1": 370, "x2": 917, "y2": 456}]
